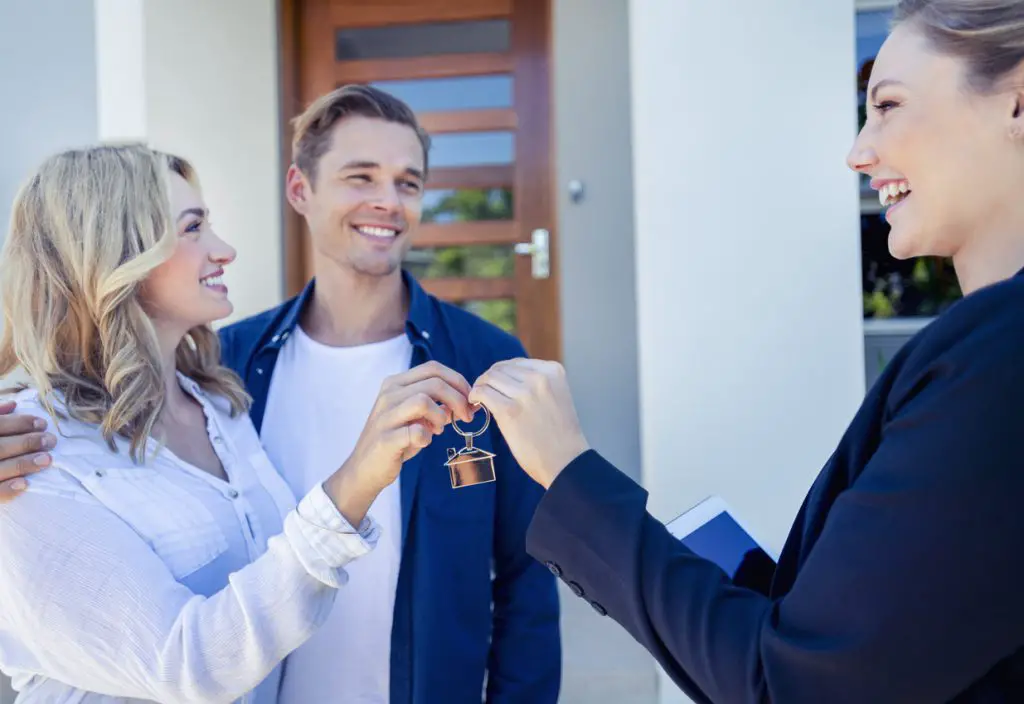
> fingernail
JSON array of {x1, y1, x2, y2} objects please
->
[
  {"x1": 9, "y1": 478, "x2": 26, "y2": 491},
  {"x1": 34, "y1": 453, "x2": 50, "y2": 466},
  {"x1": 33, "y1": 418, "x2": 45, "y2": 430},
  {"x1": 41, "y1": 434, "x2": 56, "y2": 449}
]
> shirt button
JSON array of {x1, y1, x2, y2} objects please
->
[
  {"x1": 568, "y1": 581, "x2": 585, "y2": 598},
  {"x1": 545, "y1": 561, "x2": 562, "y2": 577},
  {"x1": 227, "y1": 488, "x2": 239, "y2": 499},
  {"x1": 256, "y1": 368, "x2": 264, "y2": 375},
  {"x1": 590, "y1": 601, "x2": 607, "y2": 616},
  {"x1": 271, "y1": 334, "x2": 280, "y2": 342},
  {"x1": 94, "y1": 469, "x2": 105, "y2": 478}
]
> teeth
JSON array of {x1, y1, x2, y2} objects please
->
[
  {"x1": 201, "y1": 275, "x2": 223, "y2": 287},
  {"x1": 878, "y1": 181, "x2": 911, "y2": 207},
  {"x1": 355, "y1": 225, "x2": 398, "y2": 238}
]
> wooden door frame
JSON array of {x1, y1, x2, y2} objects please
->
[
  {"x1": 277, "y1": 0, "x2": 306, "y2": 300},
  {"x1": 274, "y1": 0, "x2": 562, "y2": 361}
]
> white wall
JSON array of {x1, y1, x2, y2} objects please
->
[
  {"x1": 626, "y1": 1, "x2": 865, "y2": 701},
  {"x1": 141, "y1": 0, "x2": 284, "y2": 322},
  {"x1": 0, "y1": 0, "x2": 98, "y2": 245},
  {"x1": 95, "y1": 0, "x2": 147, "y2": 141}
]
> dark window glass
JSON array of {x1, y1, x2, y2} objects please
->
[{"x1": 336, "y1": 19, "x2": 510, "y2": 61}]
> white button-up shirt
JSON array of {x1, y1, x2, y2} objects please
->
[{"x1": 0, "y1": 376, "x2": 379, "y2": 704}]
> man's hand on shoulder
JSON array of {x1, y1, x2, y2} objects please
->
[{"x1": 0, "y1": 400, "x2": 56, "y2": 502}]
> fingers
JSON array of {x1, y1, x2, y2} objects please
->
[
  {"x1": 468, "y1": 383, "x2": 517, "y2": 418},
  {"x1": 388, "y1": 361, "x2": 472, "y2": 399},
  {"x1": 387, "y1": 393, "x2": 450, "y2": 435},
  {"x1": 0, "y1": 409, "x2": 49, "y2": 440},
  {"x1": 0, "y1": 477, "x2": 29, "y2": 503},
  {"x1": 398, "y1": 377, "x2": 474, "y2": 423},
  {"x1": 0, "y1": 428, "x2": 56, "y2": 464}
]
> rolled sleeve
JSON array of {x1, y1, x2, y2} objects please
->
[{"x1": 284, "y1": 482, "x2": 380, "y2": 588}]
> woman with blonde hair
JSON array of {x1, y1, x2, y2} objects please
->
[{"x1": 0, "y1": 144, "x2": 473, "y2": 703}]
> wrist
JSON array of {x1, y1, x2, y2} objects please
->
[
  {"x1": 323, "y1": 460, "x2": 382, "y2": 527},
  {"x1": 544, "y1": 438, "x2": 591, "y2": 489}
]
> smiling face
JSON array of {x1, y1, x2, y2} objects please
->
[
  {"x1": 286, "y1": 115, "x2": 426, "y2": 279},
  {"x1": 847, "y1": 20, "x2": 1024, "y2": 262},
  {"x1": 141, "y1": 172, "x2": 237, "y2": 337}
]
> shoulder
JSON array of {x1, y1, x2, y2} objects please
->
[
  {"x1": 217, "y1": 298, "x2": 295, "y2": 368},
  {"x1": 9, "y1": 389, "x2": 133, "y2": 481},
  {"x1": 218, "y1": 301, "x2": 290, "y2": 347},
  {"x1": 887, "y1": 274, "x2": 1024, "y2": 406},
  {"x1": 432, "y1": 298, "x2": 527, "y2": 365},
  {"x1": 905, "y1": 274, "x2": 1024, "y2": 366}
]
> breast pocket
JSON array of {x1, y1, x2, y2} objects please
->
[{"x1": 80, "y1": 467, "x2": 230, "y2": 580}]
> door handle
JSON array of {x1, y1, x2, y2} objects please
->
[{"x1": 514, "y1": 228, "x2": 550, "y2": 279}]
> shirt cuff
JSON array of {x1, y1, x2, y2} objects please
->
[{"x1": 283, "y1": 482, "x2": 380, "y2": 588}]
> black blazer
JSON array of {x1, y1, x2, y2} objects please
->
[{"x1": 527, "y1": 270, "x2": 1024, "y2": 703}]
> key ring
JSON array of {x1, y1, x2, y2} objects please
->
[{"x1": 452, "y1": 403, "x2": 490, "y2": 438}]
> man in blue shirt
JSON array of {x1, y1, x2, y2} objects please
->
[
  {"x1": 0, "y1": 84, "x2": 560, "y2": 703},
  {"x1": 221, "y1": 84, "x2": 560, "y2": 703}
]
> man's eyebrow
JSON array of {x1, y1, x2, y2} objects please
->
[
  {"x1": 870, "y1": 78, "x2": 904, "y2": 103},
  {"x1": 339, "y1": 160, "x2": 380, "y2": 170},
  {"x1": 339, "y1": 161, "x2": 424, "y2": 181},
  {"x1": 177, "y1": 207, "x2": 206, "y2": 222}
]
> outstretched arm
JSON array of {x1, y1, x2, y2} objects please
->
[
  {"x1": 0, "y1": 469, "x2": 376, "y2": 704},
  {"x1": 473, "y1": 352, "x2": 1024, "y2": 703}
]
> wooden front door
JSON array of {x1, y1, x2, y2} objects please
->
[{"x1": 283, "y1": 0, "x2": 561, "y2": 360}]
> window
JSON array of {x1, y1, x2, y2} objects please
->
[{"x1": 855, "y1": 6, "x2": 961, "y2": 319}]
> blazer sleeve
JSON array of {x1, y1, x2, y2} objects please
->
[{"x1": 526, "y1": 324, "x2": 1024, "y2": 703}]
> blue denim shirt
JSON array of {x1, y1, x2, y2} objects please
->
[{"x1": 218, "y1": 271, "x2": 560, "y2": 704}]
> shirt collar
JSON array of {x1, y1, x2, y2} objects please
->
[{"x1": 261, "y1": 269, "x2": 435, "y2": 352}]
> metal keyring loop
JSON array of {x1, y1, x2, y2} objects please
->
[{"x1": 452, "y1": 404, "x2": 490, "y2": 438}]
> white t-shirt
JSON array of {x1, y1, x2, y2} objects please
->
[{"x1": 260, "y1": 325, "x2": 412, "y2": 704}]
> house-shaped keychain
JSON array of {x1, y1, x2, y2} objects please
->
[{"x1": 445, "y1": 406, "x2": 497, "y2": 489}]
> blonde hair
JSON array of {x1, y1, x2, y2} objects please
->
[{"x1": 0, "y1": 144, "x2": 249, "y2": 462}]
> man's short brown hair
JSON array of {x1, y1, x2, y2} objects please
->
[{"x1": 291, "y1": 84, "x2": 431, "y2": 186}]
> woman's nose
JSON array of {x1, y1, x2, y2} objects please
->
[
  {"x1": 209, "y1": 233, "x2": 237, "y2": 266},
  {"x1": 846, "y1": 128, "x2": 878, "y2": 175}
]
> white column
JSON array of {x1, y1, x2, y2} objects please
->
[
  {"x1": 142, "y1": 0, "x2": 284, "y2": 320},
  {"x1": 0, "y1": 0, "x2": 99, "y2": 246},
  {"x1": 95, "y1": 0, "x2": 147, "y2": 141},
  {"x1": 626, "y1": 1, "x2": 864, "y2": 702}
]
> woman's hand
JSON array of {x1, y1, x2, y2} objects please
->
[
  {"x1": 325, "y1": 361, "x2": 474, "y2": 525},
  {"x1": 469, "y1": 358, "x2": 590, "y2": 489}
]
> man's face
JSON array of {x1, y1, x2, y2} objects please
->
[{"x1": 287, "y1": 115, "x2": 425, "y2": 278}]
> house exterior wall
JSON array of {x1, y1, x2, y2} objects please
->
[
  {"x1": 140, "y1": 0, "x2": 283, "y2": 322},
  {"x1": 627, "y1": 0, "x2": 865, "y2": 701}
]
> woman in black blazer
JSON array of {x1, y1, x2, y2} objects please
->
[{"x1": 471, "y1": 1, "x2": 1024, "y2": 701}]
